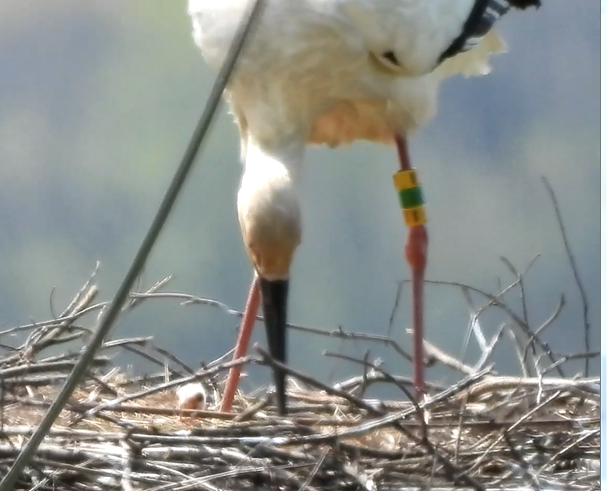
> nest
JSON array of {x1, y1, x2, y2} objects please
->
[{"x1": 0, "y1": 268, "x2": 600, "y2": 490}]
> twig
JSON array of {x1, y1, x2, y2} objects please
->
[
  {"x1": 419, "y1": 279, "x2": 567, "y2": 377},
  {"x1": 499, "y1": 256, "x2": 541, "y2": 377},
  {"x1": 70, "y1": 355, "x2": 256, "y2": 425},
  {"x1": 542, "y1": 177, "x2": 591, "y2": 376},
  {"x1": 522, "y1": 294, "x2": 565, "y2": 374},
  {"x1": 132, "y1": 292, "x2": 415, "y2": 363},
  {"x1": 405, "y1": 329, "x2": 476, "y2": 376}
]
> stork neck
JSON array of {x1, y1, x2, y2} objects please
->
[{"x1": 238, "y1": 137, "x2": 303, "y2": 282}]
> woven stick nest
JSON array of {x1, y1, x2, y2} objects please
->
[{"x1": 0, "y1": 266, "x2": 600, "y2": 490}]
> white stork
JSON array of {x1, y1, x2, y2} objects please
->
[{"x1": 188, "y1": 0, "x2": 540, "y2": 415}]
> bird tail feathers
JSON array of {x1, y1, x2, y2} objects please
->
[{"x1": 435, "y1": 30, "x2": 507, "y2": 80}]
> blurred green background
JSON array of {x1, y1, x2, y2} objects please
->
[{"x1": 0, "y1": 2, "x2": 599, "y2": 391}]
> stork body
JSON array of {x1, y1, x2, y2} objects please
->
[{"x1": 188, "y1": 0, "x2": 540, "y2": 415}]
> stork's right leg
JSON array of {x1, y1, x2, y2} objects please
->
[{"x1": 394, "y1": 134, "x2": 428, "y2": 400}]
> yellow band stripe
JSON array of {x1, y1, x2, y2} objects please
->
[
  {"x1": 393, "y1": 170, "x2": 427, "y2": 226},
  {"x1": 402, "y1": 206, "x2": 427, "y2": 227},
  {"x1": 393, "y1": 170, "x2": 419, "y2": 190}
]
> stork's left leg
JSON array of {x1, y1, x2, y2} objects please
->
[
  {"x1": 220, "y1": 276, "x2": 260, "y2": 413},
  {"x1": 394, "y1": 134, "x2": 428, "y2": 399}
]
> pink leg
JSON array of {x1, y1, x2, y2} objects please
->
[
  {"x1": 395, "y1": 135, "x2": 428, "y2": 399},
  {"x1": 221, "y1": 276, "x2": 260, "y2": 413},
  {"x1": 407, "y1": 226, "x2": 428, "y2": 398}
]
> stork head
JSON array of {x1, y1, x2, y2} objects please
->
[{"x1": 237, "y1": 140, "x2": 303, "y2": 415}]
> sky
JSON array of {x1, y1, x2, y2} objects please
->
[{"x1": 0, "y1": 1, "x2": 600, "y2": 393}]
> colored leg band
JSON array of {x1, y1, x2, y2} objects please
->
[{"x1": 393, "y1": 170, "x2": 427, "y2": 227}]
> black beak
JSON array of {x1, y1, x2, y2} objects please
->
[{"x1": 258, "y1": 277, "x2": 289, "y2": 415}]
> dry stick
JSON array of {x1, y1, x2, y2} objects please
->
[
  {"x1": 0, "y1": 1, "x2": 267, "y2": 487},
  {"x1": 0, "y1": 359, "x2": 490, "y2": 440},
  {"x1": 537, "y1": 428, "x2": 600, "y2": 475},
  {"x1": 472, "y1": 323, "x2": 505, "y2": 373},
  {"x1": 162, "y1": 463, "x2": 309, "y2": 491},
  {"x1": 3, "y1": 280, "x2": 598, "y2": 487},
  {"x1": 97, "y1": 336, "x2": 152, "y2": 351},
  {"x1": 3, "y1": 413, "x2": 595, "y2": 451},
  {"x1": 0, "y1": 278, "x2": 171, "y2": 348},
  {"x1": 40, "y1": 262, "x2": 101, "y2": 343},
  {"x1": 500, "y1": 256, "x2": 541, "y2": 377},
  {"x1": 36, "y1": 349, "x2": 89, "y2": 365},
  {"x1": 132, "y1": 291, "x2": 415, "y2": 363},
  {"x1": 505, "y1": 325, "x2": 532, "y2": 379},
  {"x1": 355, "y1": 350, "x2": 372, "y2": 398},
  {"x1": 522, "y1": 294, "x2": 565, "y2": 374},
  {"x1": 325, "y1": 327, "x2": 346, "y2": 386},
  {"x1": 1, "y1": 423, "x2": 323, "y2": 441},
  {"x1": 233, "y1": 394, "x2": 272, "y2": 422},
  {"x1": 323, "y1": 350, "x2": 427, "y2": 439},
  {"x1": 541, "y1": 349, "x2": 600, "y2": 375},
  {"x1": 2, "y1": 399, "x2": 237, "y2": 424},
  {"x1": 387, "y1": 280, "x2": 405, "y2": 338},
  {"x1": 421, "y1": 279, "x2": 567, "y2": 377},
  {"x1": 0, "y1": 302, "x2": 107, "y2": 338},
  {"x1": 255, "y1": 348, "x2": 383, "y2": 418},
  {"x1": 69, "y1": 355, "x2": 256, "y2": 425},
  {"x1": 60, "y1": 262, "x2": 102, "y2": 320},
  {"x1": 0, "y1": 359, "x2": 111, "y2": 379},
  {"x1": 466, "y1": 390, "x2": 564, "y2": 476},
  {"x1": 324, "y1": 350, "x2": 582, "y2": 482},
  {"x1": 0, "y1": 379, "x2": 4, "y2": 435},
  {"x1": 504, "y1": 255, "x2": 540, "y2": 332},
  {"x1": 324, "y1": 352, "x2": 416, "y2": 402},
  {"x1": 151, "y1": 343, "x2": 196, "y2": 376},
  {"x1": 459, "y1": 262, "x2": 534, "y2": 378},
  {"x1": 0, "y1": 343, "x2": 17, "y2": 354},
  {"x1": 256, "y1": 347, "x2": 487, "y2": 491},
  {"x1": 85, "y1": 370, "x2": 120, "y2": 398},
  {"x1": 459, "y1": 285, "x2": 504, "y2": 379},
  {"x1": 333, "y1": 371, "x2": 445, "y2": 394},
  {"x1": 452, "y1": 381, "x2": 471, "y2": 467},
  {"x1": 391, "y1": 278, "x2": 482, "y2": 374},
  {"x1": 406, "y1": 277, "x2": 512, "y2": 372},
  {"x1": 541, "y1": 176, "x2": 591, "y2": 377},
  {"x1": 26, "y1": 282, "x2": 100, "y2": 360},
  {"x1": 414, "y1": 330, "x2": 476, "y2": 376},
  {"x1": 400, "y1": 261, "x2": 525, "y2": 371},
  {"x1": 121, "y1": 344, "x2": 185, "y2": 379},
  {"x1": 126, "y1": 276, "x2": 172, "y2": 311},
  {"x1": 296, "y1": 447, "x2": 329, "y2": 491},
  {"x1": 501, "y1": 429, "x2": 542, "y2": 490},
  {"x1": 2, "y1": 300, "x2": 94, "y2": 367},
  {"x1": 461, "y1": 286, "x2": 488, "y2": 353},
  {"x1": 451, "y1": 375, "x2": 599, "y2": 402}
]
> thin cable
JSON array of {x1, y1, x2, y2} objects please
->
[{"x1": 0, "y1": 1, "x2": 265, "y2": 488}]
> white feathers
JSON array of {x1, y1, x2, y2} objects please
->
[
  {"x1": 436, "y1": 30, "x2": 506, "y2": 79},
  {"x1": 336, "y1": 0, "x2": 477, "y2": 76},
  {"x1": 188, "y1": 0, "x2": 504, "y2": 147},
  {"x1": 176, "y1": 383, "x2": 207, "y2": 411}
]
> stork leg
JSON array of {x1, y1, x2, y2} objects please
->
[
  {"x1": 220, "y1": 276, "x2": 260, "y2": 413},
  {"x1": 395, "y1": 134, "x2": 428, "y2": 399}
]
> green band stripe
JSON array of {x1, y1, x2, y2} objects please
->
[{"x1": 398, "y1": 187, "x2": 425, "y2": 209}]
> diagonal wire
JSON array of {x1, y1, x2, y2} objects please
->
[{"x1": 0, "y1": 1, "x2": 266, "y2": 488}]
